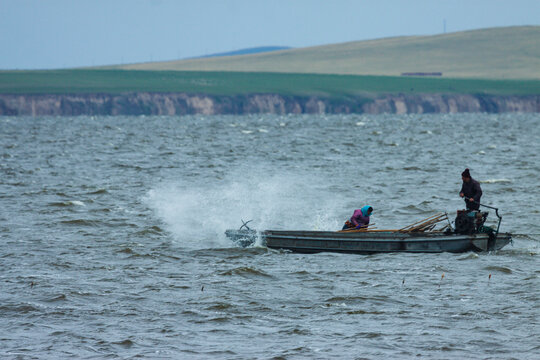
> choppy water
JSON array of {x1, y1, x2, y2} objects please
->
[{"x1": 1, "y1": 113, "x2": 539, "y2": 359}]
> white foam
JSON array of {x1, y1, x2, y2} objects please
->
[
  {"x1": 145, "y1": 168, "x2": 348, "y2": 249},
  {"x1": 480, "y1": 179, "x2": 512, "y2": 184}
]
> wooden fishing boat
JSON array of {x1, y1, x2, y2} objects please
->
[
  {"x1": 225, "y1": 228, "x2": 511, "y2": 254},
  {"x1": 225, "y1": 209, "x2": 512, "y2": 254}
]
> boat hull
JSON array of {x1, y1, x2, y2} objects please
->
[{"x1": 225, "y1": 229, "x2": 512, "y2": 254}]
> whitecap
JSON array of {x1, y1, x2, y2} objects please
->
[
  {"x1": 480, "y1": 179, "x2": 512, "y2": 184},
  {"x1": 356, "y1": 122, "x2": 365, "y2": 126},
  {"x1": 258, "y1": 129, "x2": 269, "y2": 133},
  {"x1": 241, "y1": 130, "x2": 253, "y2": 134}
]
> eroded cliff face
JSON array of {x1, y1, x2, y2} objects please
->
[
  {"x1": 362, "y1": 94, "x2": 540, "y2": 114},
  {"x1": 0, "y1": 93, "x2": 538, "y2": 116}
]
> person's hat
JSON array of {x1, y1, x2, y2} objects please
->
[{"x1": 461, "y1": 168, "x2": 471, "y2": 178}]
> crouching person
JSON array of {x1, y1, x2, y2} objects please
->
[{"x1": 342, "y1": 206, "x2": 373, "y2": 230}]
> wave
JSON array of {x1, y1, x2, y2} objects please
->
[
  {"x1": 219, "y1": 266, "x2": 273, "y2": 278},
  {"x1": 87, "y1": 189, "x2": 108, "y2": 195},
  {"x1": 135, "y1": 226, "x2": 164, "y2": 236},
  {"x1": 43, "y1": 294, "x2": 67, "y2": 302},
  {"x1": 49, "y1": 200, "x2": 85, "y2": 207},
  {"x1": 60, "y1": 219, "x2": 99, "y2": 226},
  {"x1": 483, "y1": 265, "x2": 513, "y2": 274},
  {"x1": 480, "y1": 179, "x2": 512, "y2": 184},
  {"x1": 0, "y1": 303, "x2": 42, "y2": 314}
]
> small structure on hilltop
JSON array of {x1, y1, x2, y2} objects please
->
[{"x1": 401, "y1": 72, "x2": 443, "y2": 77}]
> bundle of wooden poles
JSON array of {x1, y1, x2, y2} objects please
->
[
  {"x1": 398, "y1": 212, "x2": 451, "y2": 233},
  {"x1": 340, "y1": 212, "x2": 451, "y2": 233},
  {"x1": 339, "y1": 223, "x2": 376, "y2": 232}
]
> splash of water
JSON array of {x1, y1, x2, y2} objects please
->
[{"x1": 145, "y1": 167, "x2": 348, "y2": 248}]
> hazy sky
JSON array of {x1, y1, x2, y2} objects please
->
[{"x1": 2, "y1": 0, "x2": 539, "y2": 69}]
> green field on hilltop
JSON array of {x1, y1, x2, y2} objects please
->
[
  {"x1": 113, "y1": 26, "x2": 540, "y2": 80},
  {"x1": 2, "y1": 70, "x2": 540, "y2": 97}
]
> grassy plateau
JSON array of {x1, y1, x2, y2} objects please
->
[{"x1": 2, "y1": 70, "x2": 540, "y2": 97}]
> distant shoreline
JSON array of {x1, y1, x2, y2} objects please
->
[{"x1": 1, "y1": 93, "x2": 538, "y2": 116}]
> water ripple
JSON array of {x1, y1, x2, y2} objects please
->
[{"x1": 1, "y1": 114, "x2": 539, "y2": 359}]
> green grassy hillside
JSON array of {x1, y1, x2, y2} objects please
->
[
  {"x1": 113, "y1": 26, "x2": 540, "y2": 80},
  {"x1": 2, "y1": 70, "x2": 540, "y2": 96}
]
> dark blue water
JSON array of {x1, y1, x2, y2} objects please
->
[{"x1": 1, "y1": 114, "x2": 539, "y2": 359}]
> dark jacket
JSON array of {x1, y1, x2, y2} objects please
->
[{"x1": 460, "y1": 178, "x2": 482, "y2": 210}]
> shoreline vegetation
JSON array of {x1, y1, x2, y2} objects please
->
[
  {"x1": 1, "y1": 70, "x2": 539, "y2": 115},
  {"x1": 2, "y1": 26, "x2": 540, "y2": 115},
  {"x1": 3, "y1": 70, "x2": 540, "y2": 96},
  {"x1": 0, "y1": 26, "x2": 540, "y2": 116}
]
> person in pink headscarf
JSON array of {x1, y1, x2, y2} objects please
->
[{"x1": 342, "y1": 206, "x2": 373, "y2": 230}]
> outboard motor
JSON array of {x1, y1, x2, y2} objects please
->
[
  {"x1": 454, "y1": 210, "x2": 488, "y2": 234},
  {"x1": 224, "y1": 219, "x2": 258, "y2": 247}
]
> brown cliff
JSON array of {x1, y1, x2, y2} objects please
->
[{"x1": 0, "y1": 93, "x2": 538, "y2": 116}]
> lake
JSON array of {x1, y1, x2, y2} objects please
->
[{"x1": 1, "y1": 113, "x2": 538, "y2": 359}]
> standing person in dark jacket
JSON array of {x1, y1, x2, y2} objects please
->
[{"x1": 460, "y1": 168, "x2": 482, "y2": 210}]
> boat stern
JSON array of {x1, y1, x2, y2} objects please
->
[{"x1": 471, "y1": 233, "x2": 512, "y2": 252}]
